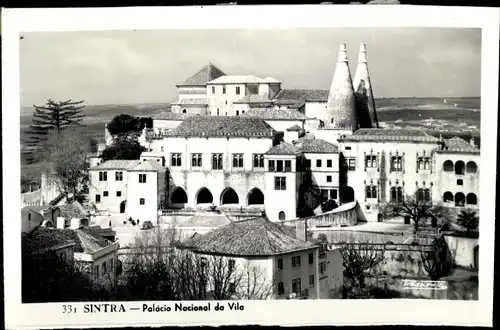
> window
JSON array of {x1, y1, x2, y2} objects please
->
[
  {"x1": 345, "y1": 146, "x2": 352, "y2": 150},
  {"x1": 418, "y1": 157, "x2": 431, "y2": 170},
  {"x1": 236, "y1": 86, "x2": 240, "y2": 95},
  {"x1": 232, "y1": 154, "x2": 244, "y2": 168},
  {"x1": 275, "y1": 177, "x2": 286, "y2": 190},
  {"x1": 225, "y1": 100, "x2": 228, "y2": 105},
  {"x1": 161, "y1": 146, "x2": 164, "y2": 152},
  {"x1": 457, "y1": 179, "x2": 463, "y2": 186},
  {"x1": 99, "y1": 171, "x2": 107, "y2": 181},
  {"x1": 95, "y1": 194, "x2": 101, "y2": 203},
  {"x1": 277, "y1": 258, "x2": 283, "y2": 270},
  {"x1": 391, "y1": 156, "x2": 403, "y2": 172},
  {"x1": 308, "y1": 252, "x2": 314, "y2": 264},
  {"x1": 191, "y1": 153, "x2": 202, "y2": 167},
  {"x1": 390, "y1": 187, "x2": 404, "y2": 203},
  {"x1": 109, "y1": 258, "x2": 114, "y2": 272},
  {"x1": 140, "y1": 198, "x2": 145, "y2": 205},
  {"x1": 417, "y1": 189, "x2": 431, "y2": 202},
  {"x1": 236, "y1": 110, "x2": 239, "y2": 116},
  {"x1": 278, "y1": 211, "x2": 286, "y2": 221},
  {"x1": 320, "y1": 262, "x2": 326, "y2": 274},
  {"x1": 276, "y1": 160, "x2": 284, "y2": 172},
  {"x1": 171, "y1": 153, "x2": 182, "y2": 167},
  {"x1": 222, "y1": 86, "x2": 226, "y2": 94},
  {"x1": 292, "y1": 256, "x2": 301, "y2": 267},
  {"x1": 309, "y1": 274, "x2": 315, "y2": 287},
  {"x1": 94, "y1": 265, "x2": 99, "y2": 278},
  {"x1": 217, "y1": 108, "x2": 220, "y2": 116},
  {"x1": 28, "y1": 213, "x2": 31, "y2": 221},
  {"x1": 102, "y1": 262, "x2": 106, "y2": 276},
  {"x1": 253, "y1": 154, "x2": 265, "y2": 168},
  {"x1": 103, "y1": 191, "x2": 109, "y2": 197},
  {"x1": 306, "y1": 159, "x2": 312, "y2": 168},
  {"x1": 292, "y1": 278, "x2": 301, "y2": 294},
  {"x1": 182, "y1": 109, "x2": 187, "y2": 114},
  {"x1": 228, "y1": 259, "x2": 235, "y2": 271},
  {"x1": 326, "y1": 175, "x2": 332, "y2": 183},
  {"x1": 212, "y1": 86, "x2": 215, "y2": 94},
  {"x1": 269, "y1": 160, "x2": 275, "y2": 171},
  {"x1": 348, "y1": 159, "x2": 356, "y2": 171},
  {"x1": 327, "y1": 159, "x2": 333, "y2": 168},
  {"x1": 316, "y1": 159, "x2": 322, "y2": 167},
  {"x1": 365, "y1": 155, "x2": 377, "y2": 168},
  {"x1": 285, "y1": 160, "x2": 292, "y2": 172},
  {"x1": 139, "y1": 174, "x2": 147, "y2": 183},
  {"x1": 330, "y1": 189, "x2": 338, "y2": 199},
  {"x1": 115, "y1": 171, "x2": 123, "y2": 181},
  {"x1": 278, "y1": 282, "x2": 285, "y2": 295},
  {"x1": 212, "y1": 153, "x2": 223, "y2": 170},
  {"x1": 365, "y1": 185, "x2": 377, "y2": 199},
  {"x1": 116, "y1": 191, "x2": 122, "y2": 197}
]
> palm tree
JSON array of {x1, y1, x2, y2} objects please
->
[{"x1": 457, "y1": 210, "x2": 479, "y2": 232}]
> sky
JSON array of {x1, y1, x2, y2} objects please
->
[{"x1": 20, "y1": 27, "x2": 481, "y2": 106}]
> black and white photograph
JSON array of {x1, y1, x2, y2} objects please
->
[{"x1": 3, "y1": 5, "x2": 498, "y2": 329}]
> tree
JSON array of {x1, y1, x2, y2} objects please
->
[
  {"x1": 457, "y1": 210, "x2": 479, "y2": 232},
  {"x1": 39, "y1": 127, "x2": 93, "y2": 201},
  {"x1": 421, "y1": 236, "x2": 454, "y2": 280},
  {"x1": 106, "y1": 114, "x2": 141, "y2": 136},
  {"x1": 26, "y1": 99, "x2": 85, "y2": 149},
  {"x1": 340, "y1": 242, "x2": 385, "y2": 293},
  {"x1": 99, "y1": 136, "x2": 147, "y2": 162}
]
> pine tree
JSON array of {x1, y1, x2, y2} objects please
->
[{"x1": 26, "y1": 99, "x2": 86, "y2": 148}]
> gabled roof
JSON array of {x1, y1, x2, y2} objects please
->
[
  {"x1": 265, "y1": 142, "x2": 301, "y2": 155},
  {"x1": 296, "y1": 138, "x2": 339, "y2": 154},
  {"x1": 165, "y1": 116, "x2": 276, "y2": 138},
  {"x1": 28, "y1": 227, "x2": 112, "y2": 254},
  {"x1": 273, "y1": 89, "x2": 329, "y2": 102},
  {"x1": 22, "y1": 231, "x2": 76, "y2": 254},
  {"x1": 130, "y1": 160, "x2": 165, "y2": 172},
  {"x1": 154, "y1": 111, "x2": 192, "y2": 121},
  {"x1": 339, "y1": 128, "x2": 439, "y2": 143},
  {"x1": 241, "y1": 108, "x2": 310, "y2": 120},
  {"x1": 233, "y1": 94, "x2": 273, "y2": 104},
  {"x1": 181, "y1": 217, "x2": 315, "y2": 256},
  {"x1": 437, "y1": 136, "x2": 480, "y2": 154},
  {"x1": 89, "y1": 160, "x2": 141, "y2": 171},
  {"x1": 179, "y1": 63, "x2": 226, "y2": 86},
  {"x1": 287, "y1": 124, "x2": 303, "y2": 132}
]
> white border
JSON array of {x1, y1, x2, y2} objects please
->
[{"x1": 2, "y1": 5, "x2": 499, "y2": 329}]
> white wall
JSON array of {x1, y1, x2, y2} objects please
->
[
  {"x1": 444, "y1": 235, "x2": 479, "y2": 269},
  {"x1": 89, "y1": 170, "x2": 129, "y2": 213},
  {"x1": 21, "y1": 209, "x2": 44, "y2": 234},
  {"x1": 264, "y1": 155, "x2": 298, "y2": 222},
  {"x1": 305, "y1": 101, "x2": 327, "y2": 121},
  {"x1": 127, "y1": 171, "x2": 159, "y2": 222},
  {"x1": 153, "y1": 120, "x2": 184, "y2": 135},
  {"x1": 304, "y1": 152, "x2": 340, "y2": 201},
  {"x1": 207, "y1": 83, "x2": 248, "y2": 116}
]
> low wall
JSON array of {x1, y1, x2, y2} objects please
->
[
  {"x1": 310, "y1": 230, "x2": 410, "y2": 244},
  {"x1": 444, "y1": 234, "x2": 479, "y2": 269}
]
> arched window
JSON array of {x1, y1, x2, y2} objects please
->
[
  {"x1": 424, "y1": 160, "x2": 430, "y2": 170},
  {"x1": 139, "y1": 198, "x2": 145, "y2": 205},
  {"x1": 443, "y1": 191, "x2": 454, "y2": 203},
  {"x1": 397, "y1": 187, "x2": 403, "y2": 202},
  {"x1": 171, "y1": 187, "x2": 188, "y2": 204},
  {"x1": 466, "y1": 193, "x2": 477, "y2": 205},
  {"x1": 182, "y1": 109, "x2": 187, "y2": 114},
  {"x1": 466, "y1": 161, "x2": 478, "y2": 173},
  {"x1": 196, "y1": 187, "x2": 213, "y2": 204},
  {"x1": 424, "y1": 189, "x2": 430, "y2": 202},
  {"x1": 247, "y1": 188, "x2": 264, "y2": 205},
  {"x1": 365, "y1": 186, "x2": 372, "y2": 199},
  {"x1": 390, "y1": 187, "x2": 404, "y2": 203},
  {"x1": 279, "y1": 211, "x2": 286, "y2": 221},
  {"x1": 443, "y1": 160, "x2": 454, "y2": 172},
  {"x1": 221, "y1": 188, "x2": 239, "y2": 205},
  {"x1": 455, "y1": 192, "x2": 465, "y2": 207},
  {"x1": 455, "y1": 161, "x2": 465, "y2": 175},
  {"x1": 417, "y1": 189, "x2": 424, "y2": 202}
]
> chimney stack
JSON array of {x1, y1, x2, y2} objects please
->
[
  {"x1": 56, "y1": 217, "x2": 65, "y2": 229},
  {"x1": 324, "y1": 44, "x2": 357, "y2": 130},
  {"x1": 353, "y1": 43, "x2": 379, "y2": 129}
]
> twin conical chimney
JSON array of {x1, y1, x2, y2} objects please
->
[
  {"x1": 324, "y1": 44, "x2": 357, "y2": 130},
  {"x1": 353, "y1": 44, "x2": 379, "y2": 128}
]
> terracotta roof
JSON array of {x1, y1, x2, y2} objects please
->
[
  {"x1": 241, "y1": 108, "x2": 310, "y2": 120},
  {"x1": 287, "y1": 124, "x2": 303, "y2": 132},
  {"x1": 437, "y1": 137, "x2": 480, "y2": 154},
  {"x1": 89, "y1": 160, "x2": 141, "y2": 171},
  {"x1": 58, "y1": 202, "x2": 87, "y2": 220},
  {"x1": 22, "y1": 231, "x2": 76, "y2": 254},
  {"x1": 273, "y1": 89, "x2": 329, "y2": 102},
  {"x1": 265, "y1": 142, "x2": 301, "y2": 155},
  {"x1": 21, "y1": 190, "x2": 41, "y2": 205},
  {"x1": 179, "y1": 63, "x2": 226, "y2": 86},
  {"x1": 233, "y1": 94, "x2": 273, "y2": 104},
  {"x1": 207, "y1": 75, "x2": 278, "y2": 85},
  {"x1": 130, "y1": 160, "x2": 165, "y2": 172},
  {"x1": 180, "y1": 213, "x2": 232, "y2": 228},
  {"x1": 339, "y1": 128, "x2": 439, "y2": 143},
  {"x1": 28, "y1": 227, "x2": 111, "y2": 254},
  {"x1": 296, "y1": 138, "x2": 339, "y2": 154},
  {"x1": 166, "y1": 116, "x2": 276, "y2": 138},
  {"x1": 181, "y1": 217, "x2": 316, "y2": 256},
  {"x1": 154, "y1": 112, "x2": 192, "y2": 121},
  {"x1": 171, "y1": 98, "x2": 208, "y2": 105}
]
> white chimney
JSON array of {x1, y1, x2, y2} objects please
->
[
  {"x1": 70, "y1": 218, "x2": 82, "y2": 230},
  {"x1": 56, "y1": 217, "x2": 65, "y2": 229}
]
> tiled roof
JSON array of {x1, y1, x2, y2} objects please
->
[
  {"x1": 233, "y1": 94, "x2": 273, "y2": 104},
  {"x1": 21, "y1": 190, "x2": 41, "y2": 205},
  {"x1": 180, "y1": 213, "x2": 232, "y2": 228},
  {"x1": 89, "y1": 160, "x2": 141, "y2": 171},
  {"x1": 22, "y1": 205, "x2": 51, "y2": 216},
  {"x1": 171, "y1": 98, "x2": 208, "y2": 105},
  {"x1": 265, "y1": 142, "x2": 301, "y2": 155},
  {"x1": 339, "y1": 128, "x2": 439, "y2": 143},
  {"x1": 181, "y1": 217, "x2": 315, "y2": 256},
  {"x1": 28, "y1": 227, "x2": 111, "y2": 254},
  {"x1": 437, "y1": 137, "x2": 480, "y2": 154},
  {"x1": 296, "y1": 138, "x2": 339, "y2": 154},
  {"x1": 287, "y1": 124, "x2": 303, "y2": 132},
  {"x1": 130, "y1": 160, "x2": 165, "y2": 172},
  {"x1": 154, "y1": 111, "x2": 192, "y2": 121},
  {"x1": 166, "y1": 116, "x2": 276, "y2": 138},
  {"x1": 179, "y1": 63, "x2": 226, "y2": 86},
  {"x1": 22, "y1": 231, "x2": 76, "y2": 254},
  {"x1": 207, "y1": 75, "x2": 278, "y2": 85},
  {"x1": 241, "y1": 108, "x2": 310, "y2": 120},
  {"x1": 263, "y1": 77, "x2": 281, "y2": 83},
  {"x1": 273, "y1": 89, "x2": 329, "y2": 102},
  {"x1": 58, "y1": 202, "x2": 87, "y2": 220}
]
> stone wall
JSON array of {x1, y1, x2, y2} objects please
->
[{"x1": 444, "y1": 234, "x2": 479, "y2": 269}]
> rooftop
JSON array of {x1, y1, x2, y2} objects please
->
[
  {"x1": 154, "y1": 111, "x2": 193, "y2": 121},
  {"x1": 287, "y1": 124, "x2": 303, "y2": 132},
  {"x1": 179, "y1": 63, "x2": 226, "y2": 86},
  {"x1": 130, "y1": 160, "x2": 165, "y2": 172},
  {"x1": 273, "y1": 89, "x2": 329, "y2": 102},
  {"x1": 437, "y1": 136, "x2": 480, "y2": 154},
  {"x1": 58, "y1": 201, "x2": 87, "y2": 220},
  {"x1": 165, "y1": 115, "x2": 276, "y2": 138},
  {"x1": 22, "y1": 231, "x2": 76, "y2": 254},
  {"x1": 22, "y1": 205, "x2": 52, "y2": 216},
  {"x1": 241, "y1": 108, "x2": 310, "y2": 120},
  {"x1": 339, "y1": 128, "x2": 439, "y2": 143},
  {"x1": 265, "y1": 142, "x2": 301, "y2": 155},
  {"x1": 233, "y1": 94, "x2": 273, "y2": 104},
  {"x1": 295, "y1": 138, "x2": 339, "y2": 154},
  {"x1": 89, "y1": 160, "x2": 141, "y2": 171},
  {"x1": 181, "y1": 217, "x2": 316, "y2": 256},
  {"x1": 207, "y1": 75, "x2": 280, "y2": 85}
]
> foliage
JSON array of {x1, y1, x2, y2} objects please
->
[
  {"x1": 321, "y1": 199, "x2": 339, "y2": 213},
  {"x1": 421, "y1": 236, "x2": 454, "y2": 280},
  {"x1": 457, "y1": 210, "x2": 479, "y2": 232},
  {"x1": 272, "y1": 131, "x2": 285, "y2": 147},
  {"x1": 340, "y1": 243, "x2": 385, "y2": 290},
  {"x1": 99, "y1": 136, "x2": 147, "y2": 162},
  {"x1": 106, "y1": 114, "x2": 152, "y2": 136}
]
